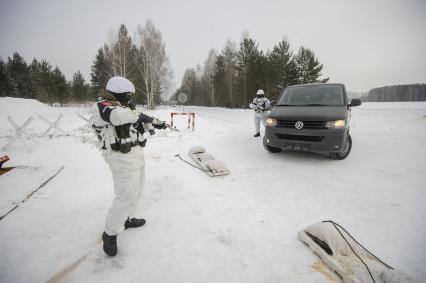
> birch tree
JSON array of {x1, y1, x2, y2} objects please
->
[
  {"x1": 201, "y1": 49, "x2": 217, "y2": 106},
  {"x1": 135, "y1": 20, "x2": 172, "y2": 109}
]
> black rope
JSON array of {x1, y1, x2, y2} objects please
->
[
  {"x1": 174, "y1": 154, "x2": 206, "y2": 173},
  {"x1": 322, "y1": 220, "x2": 395, "y2": 283},
  {"x1": 326, "y1": 221, "x2": 375, "y2": 283},
  {"x1": 175, "y1": 154, "x2": 225, "y2": 176},
  {"x1": 323, "y1": 220, "x2": 394, "y2": 270}
]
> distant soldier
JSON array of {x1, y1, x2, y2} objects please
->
[{"x1": 249, "y1": 89, "x2": 271, "y2": 137}]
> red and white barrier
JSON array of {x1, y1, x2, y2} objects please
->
[{"x1": 170, "y1": 112, "x2": 195, "y2": 131}]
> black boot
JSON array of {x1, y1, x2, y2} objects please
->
[
  {"x1": 102, "y1": 232, "x2": 117, "y2": 256},
  {"x1": 254, "y1": 132, "x2": 260, "y2": 137},
  {"x1": 124, "y1": 217, "x2": 146, "y2": 229}
]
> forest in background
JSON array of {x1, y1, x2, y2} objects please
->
[
  {"x1": 363, "y1": 84, "x2": 426, "y2": 102},
  {"x1": 174, "y1": 36, "x2": 329, "y2": 108},
  {"x1": 1, "y1": 22, "x2": 425, "y2": 107},
  {"x1": 0, "y1": 22, "x2": 172, "y2": 109},
  {"x1": 348, "y1": 84, "x2": 426, "y2": 102}
]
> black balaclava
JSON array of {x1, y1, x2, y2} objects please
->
[{"x1": 110, "y1": 92, "x2": 132, "y2": 105}]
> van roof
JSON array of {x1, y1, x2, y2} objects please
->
[{"x1": 287, "y1": 83, "x2": 345, "y2": 88}]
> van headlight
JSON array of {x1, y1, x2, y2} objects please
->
[
  {"x1": 266, "y1": 118, "x2": 277, "y2": 127},
  {"x1": 325, "y1": 120, "x2": 346, "y2": 129}
]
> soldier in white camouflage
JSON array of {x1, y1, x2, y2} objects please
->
[
  {"x1": 91, "y1": 76, "x2": 167, "y2": 256},
  {"x1": 249, "y1": 89, "x2": 271, "y2": 137}
]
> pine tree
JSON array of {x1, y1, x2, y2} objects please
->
[
  {"x1": 259, "y1": 52, "x2": 276, "y2": 98},
  {"x1": 29, "y1": 58, "x2": 40, "y2": 96},
  {"x1": 91, "y1": 48, "x2": 110, "y2": 97},
  {"x1": 180, "y1": 68, "x2": 197, "y2": 105},
  {"x1": 113, "y1": 24, "x2": 136, "y2": 79},
  {"x1": 294, "y1": 47, "x2": 329, "y2": 84},
  {"x1": 7, "y1": 52, "x2": 33, "y2": 98},
  {"x1": 269, "y1": 40, "x2": 298, "y2": 92},
  {"x1": 236, "y1": 37, "x2": 263, "y2": 107},
  {"x1": 213, "y1": 54, "x2": 228, "y2": 107},
  {"x1": 222, "y1": 39, "x2": 238, "y2": 107},
  {"x1": 0, "y1": 58, "x2": 13, "y2": 97},
  {"x1": 51, "y1": 67, "x2": 68, "y2": 106},
  {"x1": 35, "y1": 60, "x2": 54, "y2": 104},
  {"x1": 95, "y1": 24, "x2": 139, "y2": 101},
  {"x1": 36, "y1": 85, "x2": 49, "y2": 104},
  {"x1": 72, "y1": 71, "x2": 89, "y2": 101}
]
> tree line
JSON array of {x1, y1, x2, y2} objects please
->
[
  {"x1": 0, "y1": 21, "x2": 172, "y2": 108},
  {"x1": 362, "y1": 84, "x2": 426, "y2": 102},
  {"x1": 0, "y1": 52, "x2": 91, "y2": 106},
  {"x1": 174, "y1": 36, "x2": 329, "y2": 108}
]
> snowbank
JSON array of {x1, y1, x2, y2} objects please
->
[
  {"x1": 0, "y1": 97, "x2": 57, "y2": 121},
  {"x1": 0, "y1": 97, "x2": 60, "y2": 134},
  {"x1": 0, "y1": 97, "x2": 86, "y2": 138}
]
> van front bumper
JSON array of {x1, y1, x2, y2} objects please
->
[{"x1": 264, "y1": 126, "x2": 348, "y2": 153}]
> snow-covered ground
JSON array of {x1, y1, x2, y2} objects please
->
[{"x1": 0, "y1": 98, "x2": 425, "y2": 283}]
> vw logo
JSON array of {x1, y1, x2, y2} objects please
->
[{"x1": 295, "y1": 121, "x2": 304, "y2": 129}]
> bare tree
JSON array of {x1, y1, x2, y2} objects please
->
[
  {"x1": 202, "y1": 49, "x2": 217, "y2": 106},
  {"x1": 135, "y1": 20, "x2": 172, "y2": 109}
]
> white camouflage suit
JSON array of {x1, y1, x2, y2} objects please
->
[
  {"x1": 250, "y1": 96, "x2": 271, "y2": 134},
  {"x1": 91, "y1": 101, "x2": 146, "y2": 236}
]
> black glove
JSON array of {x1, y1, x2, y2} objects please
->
[
  {"x1": 149, "y1": 129, "x2": 155, "y2": 135},
  {"x1": 138, "y1": 113, "x2": 154, "y2": 124},
  {"x1": 152, "y1": 118, "x2": 167, "y2": 129}
]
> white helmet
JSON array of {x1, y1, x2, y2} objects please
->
[
  {"x1": 256, "y1": 89, "x2": 265, "y2": 96},
  {"x1": 106, "y1": 76, "x2": 135, "y2": 94}
]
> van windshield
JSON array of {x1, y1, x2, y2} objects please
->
[{"x1": 277, "y1": 85, "x2": 345, "y2": 106}]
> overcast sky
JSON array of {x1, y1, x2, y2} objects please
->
[{"x1": 1, "y1": 0, "x2": 425, "y2": 93}]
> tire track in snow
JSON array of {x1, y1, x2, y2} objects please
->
[{"x1": 45, "y1": 239, "x2": 100, "y2": 283}]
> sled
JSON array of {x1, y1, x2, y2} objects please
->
[
  {"x1": 298, "y1": 221, "x2": 414, "y2": 283},
  {"x1": 188, "y1": 146, "x2": 230, "y2": 177},
  {"x1": 0, "y1": 165, "x2": 64, "y2": 220}
]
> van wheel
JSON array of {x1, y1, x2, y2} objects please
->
[
  {"x1": 263, "y1": 137, "x2": 281, "y2": 153},
  {"x1": 330, "y1": 134, "x2": 352, "y2": 160}
]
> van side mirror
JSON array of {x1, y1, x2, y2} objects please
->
[{"x1": 348, "y1": 98, "x2": 361, "y2": 107}]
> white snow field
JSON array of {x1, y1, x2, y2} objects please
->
[{"x1": 0, "y1": 97, "x2": 425, "y2": 283}]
